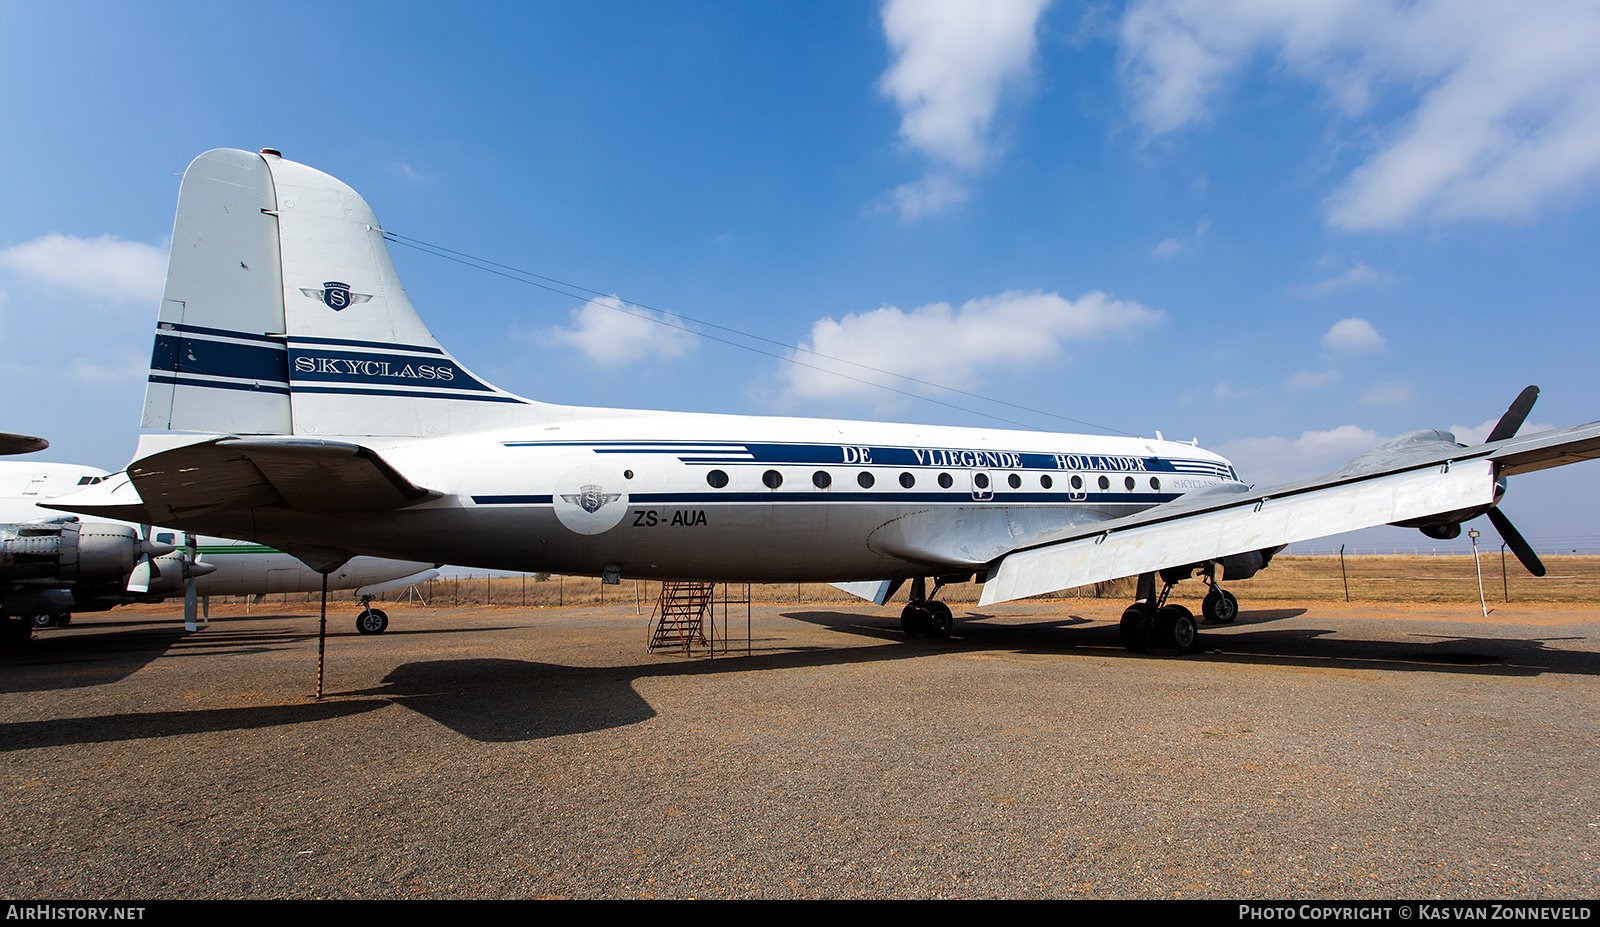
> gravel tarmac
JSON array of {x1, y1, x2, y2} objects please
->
[{"x1": 2, "y1": 598, "x2": 1597, "y2": 899}]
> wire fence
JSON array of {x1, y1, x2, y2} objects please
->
[{"x1": 224, "y1": 552, "x2": 1600, "y2": 609}]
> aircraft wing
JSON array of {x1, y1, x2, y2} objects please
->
[
  {"x1": 979, "y1": 421, "x2": 1600, "y2": 607},
  {"x1": 48, "y1": 436, "x2": 438, "y2": 526}
]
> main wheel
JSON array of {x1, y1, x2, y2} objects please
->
[
  {"x1": 900, "y1": 602, "x2": 932, "y2": 637},
  {"x1": 1202, "y1": 588, "x2": 1238, "y2": 624},
  {"x1": 32, "y1": 614, "x2": 53, "y2": 629},
  {"x1": 926, "y1": 601, "x2": 954, "y2": 638},
  {"x1": 1158, "y1": 604, "x2": 1200, "y2": 655},
  {"x1": 355, "y1": 607, "x2": 389, "y2": 635},
  {"x1": 1119, "y1": 606, "x2": 1150, "y2": 653}
]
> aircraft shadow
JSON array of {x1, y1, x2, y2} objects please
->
[
  {"x1": 780, "y1": 607, "x2": 1600, "y2": 678},
  {"x1": 0, "y1": 700, "x2": 388, "y2": 753}
]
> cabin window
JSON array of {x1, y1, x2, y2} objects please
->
[
  {"x1": 974, "y1": 473, "x2": 990, "y2": 490},
  {"x1": 937, "y1": 472, "x2": 953, "y2": 489},
  {"x1": 763, "y1": 469, "x2": 783, "y2": 489},
  {"x1": 1040, "y1": 474, "x2": 1053, "y2": 489},
  {"x1": 707, "y1": 469, "x2": 729, "y2": 488},
  {"x1": 1007, "y1": 473, "x2": 1021, "y2": 489},
  {"x1": 857, "y1": 471, "x2": 875, "y2": 489},
  {"x1": 899, "y1": 472, "x2": 915, "y2": 488},
  {"x1": 1124, "y1": 476, "x2": 1136, "y2": 491},
  {"x1": 812, "y1": 470, "x2": 832, "y2": 489},
  {"x1": 1149, "y1": 477, "x2": 1161, "y2": 491},
  {"x1": 623, "y1": 469, "x2": 634, "y2": 480},
  {"x1": 1070, "y1": 475, "x2": 1083, "y2": 490},
  {"x1": 1097, "y1": 476, "x2": 1110, "y2": 491}
]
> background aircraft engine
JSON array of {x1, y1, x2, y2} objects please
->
[{"x1": 0, "y1": 521, "x2": 144, "y2": 583}]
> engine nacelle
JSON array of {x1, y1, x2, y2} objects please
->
[
  {"x1": 1217, "y1": 549, "x2": 1270, "y2": 581},
  {"x1": 0, "y1": 520, "x2": 141, "y2": 583}
]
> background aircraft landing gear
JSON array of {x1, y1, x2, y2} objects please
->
[{"x1": 355, "y1": 595, "x2": 388, "y2": 635}]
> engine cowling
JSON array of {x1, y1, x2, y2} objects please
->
[{"x1": 0, "y1": 520, "x2": 142, "y2": 583}]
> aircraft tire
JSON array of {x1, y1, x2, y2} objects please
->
[
  {"x1": 1202, "y1": 589, "x2": 1238, "y2": 624},
  {"x1": 32, "y1": 614, "x2": 53, "y2": 629},
  {"x1": 356, "y1": 608, "x2": 389, "y2": 635},
  {"x1": 56, "y1": 613, "x2": 71, "y2": 626},
  {"x1": 1159, "y1": 604, "x2": 1199, "y2": 655},
  {"x1": 1119, "y1": 607, "x2": 1150, "y2": 653},
  {"x1": 900, "y1": 602, "x2": 931, "y2": 637},
  {"x1": 926, "y1": 601, "x2": 953, "y2": 638}
]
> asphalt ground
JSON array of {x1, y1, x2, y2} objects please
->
[{"x1": 1, "y1": 597, "x2": 1597, "y2": 900}]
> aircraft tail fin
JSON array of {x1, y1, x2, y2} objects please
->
[{"x1": 143, "y1": 148, "x2": 547, "y2": 438}]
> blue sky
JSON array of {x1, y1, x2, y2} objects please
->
[{"x1": 4, "y1": 1, "x2": 1599, "y2": 555}]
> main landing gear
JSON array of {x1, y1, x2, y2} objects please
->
[
  {"x1": 355, "y1": 595, "x2": 389, "y2": 635},
  {"x1": 900, "y1": 577, "x2": 954, "y2": 638},
  {"x1": 1119, "y1": 569, "x2": 1239, "y2": 655}
]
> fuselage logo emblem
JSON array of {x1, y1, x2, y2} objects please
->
[
  {"x1": 299, "y1": 281, "x2": 374, "y2": 311},
  {"x1": 562, "y1": 484, "x2": 620, "y2": 514}
]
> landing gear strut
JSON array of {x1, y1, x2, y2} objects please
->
[
  {"x1": 900, "y1": 577, "x2": 954, "y2": 638},
  {"x1": 1199, "y1": 565, "x2": 1238, "y2": 624}
]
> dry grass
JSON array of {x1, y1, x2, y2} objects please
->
[{"x1": 220, "y1": 554, "x2": 1600, "y2": 611}]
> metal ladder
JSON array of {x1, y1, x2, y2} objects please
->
[{"x1": 648, "y1": 581, "x2": 715, "y2": 654}]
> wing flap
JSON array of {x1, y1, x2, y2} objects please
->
[
  {"x1": 979, "y1": 459, "x2": 1496, "y2": 606},
  {"x1": 125, "y1": 436, "x2": 437, "y2": 522}
]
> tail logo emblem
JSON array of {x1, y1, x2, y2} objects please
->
[{"x1": 299, "y1": 281, "x2": 374, "y2": 311}]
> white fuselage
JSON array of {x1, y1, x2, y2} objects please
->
[{"x1": 213, "y1": 409, "x2": 1241, "y2": 583}]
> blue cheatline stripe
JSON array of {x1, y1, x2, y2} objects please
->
[
  {"x1": 469, "y1": 491, "x2": 1175, "y2": 505},
  {"x1": 498, "y1": 438, "x2": 1232, "y2": 477},
  {"x1": 148, "y1": 374, "x2": 292, "y2": 395},
  {"x1": 287, "y1": 335, "x2": 446, "y2": 355},
  {"x1": 291, "y1": 385, "x2": 528, "y2": 403},
  {"x1": 150, "y1": 332, "x2": 289, "y2": 383},
  {"x1": 155, "y1": 322, "x2": 286, "y2": 345}
]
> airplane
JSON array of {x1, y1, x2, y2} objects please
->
[
  {"x1": 49, "y1": 148, "x2": 1600, "y2": 655},
  {"x1": 1, "y1": 456, "x2": 439, "y2": 644}
]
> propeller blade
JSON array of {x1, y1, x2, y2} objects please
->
[
  {"x1": 184, "y1": 577, "x2": 198, "y2": 631},
  {"x1": 127, "y1": 558, "x2": 158, "y2": 593},
  {"x1": 1487, "y1": 507, "x2": 1546, "y2": 577},
  {"x1": 1485, "y1": 386, "x2": 1540, "y2": 443}
]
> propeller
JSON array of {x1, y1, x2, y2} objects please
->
[
  {"x1": 1480, "y1": 386, "x2": 1545, "y2": 577},
  {"x1": 125, "y1": 525, "x2": 175, "y2": 593}
]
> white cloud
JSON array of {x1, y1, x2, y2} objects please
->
[
  {"x1": 1321, "y1": 317, "x2": 1385, "y2": 352},
  {"x1": 1302, "y1": 260, "x2": 1391, "y2": 295},
  {"x1": 1360, "y1": 379, "x2": 1414, "y2": 405},
  {"x1": 541, "y1": 296, "x2": 698, "y2": 367},
  {"x1": 779, "y1": 289, "x2": 1162, "y2": 405},
  {"x1": 886, "y1": 172, "x2": 971, "y2": 220},
  {"x1": 0, "y1": 233, "x2": 166, "y2": 304},
  {"x1": 1288, "y1": 369, "x2": 1341, "y2": 389},
  {"x1": 1117, "y1": 0, "x2": 1600, "y2": 229},
  {"x1": 878, "y1": 0, "x2": 1051, "y2": 217},
  {"x1": 1151, "y1": 217, "x2": 1212, "y2": 258},
  {"x1": 1215, "y1": 424, "x2": 1383, "y2": 487}
]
